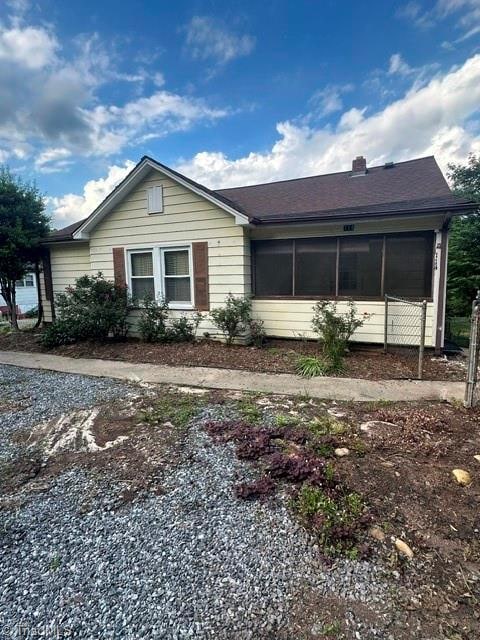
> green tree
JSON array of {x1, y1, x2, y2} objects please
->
[
  {"x1": 447, "y1": 155, "x2": 480, "y2": 316},
  {"x1": 0, "y1": 167, "x2": 50, "y2": 329}
]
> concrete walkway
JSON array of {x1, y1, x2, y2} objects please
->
[{"x1": 0, "y1": 350, "x2": 465, "y2": 402}]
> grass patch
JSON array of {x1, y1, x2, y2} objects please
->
[
  {"x1": 237, "y1": 396, "x2": 262, "y2": 424},
  {"x1": 141, "y1": 392, "x2": 206, "y2": 429},
  {"x1": 308, "y1": 414, "x2": 347, "y2": 437},
  {"x1": 274, "y1": 413, "x2": 300, "y2": 427},
  {"x1": 294, "y1": 484, "x2": 367, "y2": 557}
]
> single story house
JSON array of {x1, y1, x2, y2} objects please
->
[{"x1": 40, "y1": 155, "x2": 475, "y2": 351}]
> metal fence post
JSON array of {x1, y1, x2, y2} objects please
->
[
  {"x1": 418, "y1": 300, "x2": 427, "y2": 380},
  {"x1": 384, "y1": 295, "x2": 388, "y2": 354},
  {"x1": 465, "y1": 290, "x2": 480, "y2": 408}
]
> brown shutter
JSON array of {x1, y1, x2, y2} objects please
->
[
  {"x1": 192, "y1": 242, "x2": 209, "y2": 311},
  {"x1": 42, "y1": 249, "x2": 55, "y2": 320},
  {"x1": 43, "y1": 250, "x2": 53, "y2": 301},
  {"x1": 112, "y1": 247, "x2": 126, "y2": 288}
]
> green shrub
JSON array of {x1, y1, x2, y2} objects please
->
[
  {"x1": 167, "y1": 313, "x2": 203, "y2": 342},
  {"x1": 249, "y1": 319, "x2": 267, "y2": 348},
  {"x1": 138, "y1": 295, "x2": 203, "y2": 343},
  {"x1": 210, "y1": 294, "x2": 251, "y2": 345},
  {"x1": 311, "y1": 300, "x2": 369, "y2": 371},
  {"x1": 138, "y1": 295, "x2": 169, "y2": 342},
  {"x1": 40, "y1": 320, "x2": 77, "y2": 348},
  {"x1": 40, "y1": 273, "x2": 129, "y2": 348}
]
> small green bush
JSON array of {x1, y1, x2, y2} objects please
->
[
  {"x1": 168, "y1": 313, "x2": 203, "y2": 342},
  {"x1": 40, "y1": 273, "x2": 129, "y2": 348},
  {"x1": 138, "y1": 295, "x2": 169, "y2": 342},
  {"x1": 40, "y1": 320, "x2": 77, "y2": 348},
  {"x1": 210, "y1": 294, "x2": 251, "y2": 345},
  {"x1": 138, "y1": 295, "x2": 202, "y2": 343},
  {"x1": 249, "y1": 319, "x2": 267, "y2": 348},
  {"x1": 311, "y1": 300, "x2": 369, "y2": 371}
]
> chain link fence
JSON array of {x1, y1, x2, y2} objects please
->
[
  {"x1": 465, "y1": 291, "x2": 480, "y2": 408},
  {"x1": 384, "y1": 295, "x2": 428, "y2": 380}
]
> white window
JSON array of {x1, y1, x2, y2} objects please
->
[
  {"x1": 128, "y1": 246, "x2": 192, "y2": 308},
  {"x1": 129, "y1": 251, "x2": 155, "y2": 301},
  {"x1": 147, "y1": 185, "x2": 163, "y2": 214},
  {"x1": 15, "y1": 274, "x2": 35, "y2": 287},
  {"x1": 161, "y1": 247, "x2": 192, "y2": 306}
]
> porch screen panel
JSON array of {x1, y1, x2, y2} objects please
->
[
  {"x1": 339, "y1": 236, "x2": 383, "y2": 297},
  {"x1": 254, "y1": 240, "x2": 293, "y2": 296},
  {"x1": 295, "y1": 238, "x2": 337, "y2": 296},
  {"x1": 384, "y1": 232, "x2": 434, "y2": 298}
]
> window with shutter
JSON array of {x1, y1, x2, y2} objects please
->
[{"x1": 126, "y1": 245, "x2": 196, "y2": 308}]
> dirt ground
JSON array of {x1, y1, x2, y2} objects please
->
[
  {"x1": 0, "y1": 329, "x2": 467, "y2": 381},
  {"x1": 1, "y1": 378, "x2": 479, "y2": 639}
]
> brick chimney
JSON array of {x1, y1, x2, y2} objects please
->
[{"x1": 352, "y1": 156, "x2": 367, "y2": 175}]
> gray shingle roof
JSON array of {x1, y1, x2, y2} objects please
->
[{"x1": 215, "y1": 156, "x2": 470, "y2": 222}]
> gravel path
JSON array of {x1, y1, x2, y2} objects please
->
[
  {"x1": 0, "y1": 365, "x2": 133, "y2": 462},
  {"x1": 0, "y1": 365, "x2": 392, "y2": 639}
]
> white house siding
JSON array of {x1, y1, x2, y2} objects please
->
[
  {"x1": 249, "y1": 213, "x2": 447, "y2": 347},
  {"x1": 50, "y1": 243, "x2": 91, "y2": 294},
  {"x1": 87, "y1": 168, "x2": 249, "y2": 337},
  {"x1": 40, "y1": 243, "x2": 91, "y2": 322}
]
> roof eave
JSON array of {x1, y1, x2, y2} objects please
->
[{"x1": 252, "y1": 202, "x2": 478, "y2": 226}]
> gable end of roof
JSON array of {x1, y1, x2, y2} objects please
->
[{"x1": 72, "y1": 156, "x2": 250, "y2": 240}]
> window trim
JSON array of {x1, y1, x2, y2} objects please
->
[
  {"x1": 15, "y1": 274, "x2": 35, "y2": 288},
  {"x1": 160, "y1": 246, "x2": 194, "y2": 309},
  {"x1": 252, "y1": 231, "x2": 435, "y2": 302},
  {"x1": 127, "y1": 244, "x2": 194, "y2": 309}
]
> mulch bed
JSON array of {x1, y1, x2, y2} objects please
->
[{"x1": 0, "y1": 329, "x2": 467, "y2": 381}]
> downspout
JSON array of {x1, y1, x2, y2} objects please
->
[{"x1": 434, "y1": 215, "x2": 451, "y2": 355}]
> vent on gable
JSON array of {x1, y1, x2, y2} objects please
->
[{"x1": 147, "y1": 185, "x2": 163, "y2": 214}]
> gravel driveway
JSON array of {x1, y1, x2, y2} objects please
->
[{"x1": 0, "y1": 365, "x2": 391, "y2": 639}]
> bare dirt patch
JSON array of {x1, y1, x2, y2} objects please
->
[
  {"x1": 0, "y1": 387, "x2": 211, "y2": 504},
  {"x1": 0, "y1": 329, "x2": 466, "y2": 381}
]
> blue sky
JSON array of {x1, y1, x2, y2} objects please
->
[{"x1": 1, "y1": 0, "x2": 480, "y2": 228}]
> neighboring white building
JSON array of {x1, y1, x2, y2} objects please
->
[{"x1": 0, "y1": 273, "x2": 38, "y2": 315}]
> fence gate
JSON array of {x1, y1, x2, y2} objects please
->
[
  {"x1": 384, "y1": 295, "x2": 428, "y2": 380},
  {"x1": 465, "y1": 291, "x2": 480, "y2": 408}
]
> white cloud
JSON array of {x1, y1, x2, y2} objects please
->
[
  {"x1": 86, "y1": 91, "x2": 230, "y2": 155},
  {"x1": 35, "y1": 147, "x2": 73, "y2": 173},
  {"x1": 49, "y1": 160, "x2": 135, "y2": 226},
  {"x1": 0, "y1": 19, "x2": 231, "y2": 164},
  {"x1": 388, "y1": 53, "x2": 413, "y2": 76},
  {"x1": 398, "y1": 0, "x2": 480, "y2": 41},
  {"x1": 177, "y1": 54, "x2": 480, "y2": 187},
  {"x1": 184, "y1": 16, "x2": 255, "y2": 67},
  {"x1": 307, "y1": 84, "x2": 354, "y2": 119},
  {"x1": 0, "y1": 26, "x2": 58, "y2": 69}
]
